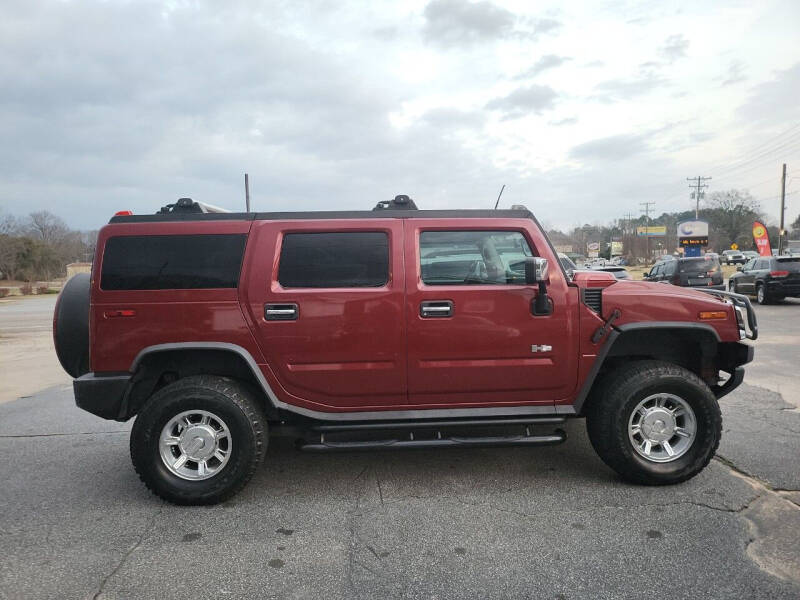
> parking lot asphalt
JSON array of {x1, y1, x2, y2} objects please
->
[{"x1": 0, "y1": 293, "x2": 798, "y2": 599}]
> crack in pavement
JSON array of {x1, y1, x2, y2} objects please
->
[{"x1": 93, "y1": 507, "x2": 163, "y2": 599}]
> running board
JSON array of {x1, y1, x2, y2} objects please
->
[
  {"x1": 310, "y1": 416, "x2": 566, "y2": 433},
  {"x1": 298, "y1": 429, "x2": 566, "y2": 453}
]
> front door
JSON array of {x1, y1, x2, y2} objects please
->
[
  {"x1": 404, "y1": 220, "x2": 578, "y2": 407},
  {"x1": 244, "y1": 220, "x2": 406, "y2": 411}
]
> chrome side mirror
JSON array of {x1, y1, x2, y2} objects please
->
[{"x1": 524, "y1": 257, "x2": 549, "y2": 285}]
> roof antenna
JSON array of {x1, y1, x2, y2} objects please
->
[
  {"x1": 244, "y1": 173, "x2": 251, "y2": 213},
  {"x1": 493, "y1": 184, "x2": 506, "y2": 209}
]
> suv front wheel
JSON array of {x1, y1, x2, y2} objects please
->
[
  {"x1": 586, "y1": 361, "x2": 721, "y2": 485},
  {"x1": 130, "y1": 376, "x2": 267, "y2": 505}
]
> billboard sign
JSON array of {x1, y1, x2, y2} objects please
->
[
  {"x1": 611, "y1": 240, "x2": 623, "y2": 256},
  {"x1": 753, "y1": 221, "x2": 772, "y2": 256},
  {"x1": 587, "y1": 242, "x2": 600, "y2": 252},
  {"x1": 677, "y1": 220, "x2": 709, "y2": 238},
  {"x1": 636, "y1": 226, "x2": 666, "y2": 237}
]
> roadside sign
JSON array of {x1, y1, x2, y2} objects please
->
[{"x1": 730, "y1": 243, "x2": 738, "y2": 250}]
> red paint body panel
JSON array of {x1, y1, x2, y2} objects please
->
[
  {"x1": 240, "y1": 219, "x2": 407, "y2": 411},
  {"x1": 403, "y1": 219, "x2": 578, "y2": 407},
  {"x1": 88, "y1": 212, "x2": 744, "y2": 416}
]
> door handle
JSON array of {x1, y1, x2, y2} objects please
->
[
  {"x1": 265, "y1": 303, "x2": 298, "y2": 321},
  {"x1": 420, "y1": 300, "x2": 453, "y2": 318}
]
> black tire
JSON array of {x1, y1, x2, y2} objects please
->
[
  {"x1": 53, "y1": 273, "x2": 91, "y2": 378},
  {"x1": 130, "y1": 376, "x2": 267, "y2": 505},
  {"x1": 756, "y1": 283, "x2": 769, "y2": 305},
  {"x1": 585, "y1": 361, "x2": 721, "y2": 485}
]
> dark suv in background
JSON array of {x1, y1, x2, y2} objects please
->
[
  {"x1": 644, "y1": 256, "x2": 724, "y2": 290},
  {"x1": 728, "y1": 255, "x2": 800, "y2": 304}
]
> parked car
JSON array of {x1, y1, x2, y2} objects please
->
[
  {"x1": 590, "y1": 266, "x2": 631, "y2": 280},
  {"x1": 742, "y1": 251, "x2": 759, "y2": 260},
  {"x1": 722, "y1": 250, "x2": 746, "y2": 265},
  {"x1": 53, "y1": 197, "x2": 756, "y2": 504},
  {"x1": 644, "y1": 255, "x2": 724, "y2": 290},
  {"x1": 728, "y1": 255, "x2": 800, "y2": 304}
]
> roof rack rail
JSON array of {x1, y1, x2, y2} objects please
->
[
  {"x1": 373, "y1": 194, "x2": 418, "y2": 211},
  {"x1": 157, "y1": 198, "x2": 231, "y2": 214}
]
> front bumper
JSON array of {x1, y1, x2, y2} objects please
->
[
  {"x1": 710, "y1": 342, "x2": 754, "y2": 399},
  {"x1": 74, "y1": 372, "x2": 131, "y2": 421}
]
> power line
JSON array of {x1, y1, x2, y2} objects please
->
[{"x1": 701, "y1": 122, "x2": 800, "y2": 176}]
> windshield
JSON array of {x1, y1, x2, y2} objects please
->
[{"x1": 679, "y1": 257, "x2": 721, "y2": 273}]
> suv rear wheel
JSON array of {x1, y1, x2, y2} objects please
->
[
  {"x1": 586, "y1": 361, "x2": 721, "y2": 485},
  {"x1": 130, "y1": 376, "x2": 267, "y2": 505}
]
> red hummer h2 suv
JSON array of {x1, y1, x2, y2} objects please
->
[{"x1": 54, "y1": 197, "x2": 757, "y2": 505}]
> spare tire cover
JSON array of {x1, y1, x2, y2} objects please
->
[{"x1": 53, "y1": 273, "x2": 91, "y2": 378}]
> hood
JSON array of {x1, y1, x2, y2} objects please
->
[{"x1": 597, "y1": 279, "x2": 739, "y2": 340}]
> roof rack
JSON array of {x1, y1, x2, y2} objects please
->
[
  {"x1": 373, "y1": 194, "x2": 418, "y2": 211},
  {"x1": 157, "y1": 198, "x2": 231, "y2": 214}
]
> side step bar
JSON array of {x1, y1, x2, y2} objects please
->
[
  {"x1": 311, "y1": 416, "x2": 566, "y2": 433},
  {"x1": 298, "y1": 428, "x2": 567, "y2": 453}
]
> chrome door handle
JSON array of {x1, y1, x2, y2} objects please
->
[
  {"x1": 420, "y1": 300, "x2": 453, "y2": 318},
  {"x1": 265, "y1": 303, "x2": 298, "y2": 321}
]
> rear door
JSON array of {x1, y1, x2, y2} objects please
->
[
  {"x1": 404, "y1": 219, "x2": 578, "y2": 407},
  {"x1": 243, "y1": 219, "x2": 406, "y2": 411}
]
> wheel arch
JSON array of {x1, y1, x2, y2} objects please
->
[
  {"x1": 574, "y1": 323, "x2": 721, "y2": 415},
  {"x1": 123, "y1": 343, "x2": 281, "y2": 420}
]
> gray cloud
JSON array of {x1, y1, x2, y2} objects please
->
[
  {"x1": 593, "y1": 73, "x2": 667, "y2": 102},
  {"x1": 421, "y1": 0, "x2": 560, "y2": 47},
  {"x1": 549, "y1": 116, "x2": 578, "y2": 126},
  {"x1": 570, "y1": 134, "x2": 650, "y2": 161},
  {"x1": 659, "y1": 34, "x2": 689, "y2": 62},
  {"x1": 485, "y1": 85, "x2": 558, "y2": 118},
  {"x1": 514, "y1": 54, "x2": 570, "y2": 80},
  {"x1": 720, "y1": 60, "x2": 747, "y2": 86},
  {"x1": 737, "y1": 62, "x2": 800, "y2": 124}
]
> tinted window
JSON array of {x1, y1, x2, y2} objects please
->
[
  {"x1": 679, "y1": 257, "x2": 720, "y2": 273},
  {"x1": 420, "y1": 231, "x2": 532, "y2": 285},
  {"x1": 278, "y1": 232, "x2": 389, "y2": 288},
  {"x1": 775, "y1": 257, "x2": 800, "y2": 272},
  {"x1": 101, "y1": 234, "x2": 246, "y2": 290},
  {"x1": 664, "y1": 262, "x2": 677, "y2": 276}
]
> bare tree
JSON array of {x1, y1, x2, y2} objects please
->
[
  {"x1": 707, "y1": 189, "x2": 762, "y2": 248},
  {"x1": 26, "y1": 211, "x2": 69, "y2": 245}
]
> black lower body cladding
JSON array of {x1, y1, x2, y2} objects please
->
[{"x1": 54, "y1": 272, "x2": 91, "y2": 378}]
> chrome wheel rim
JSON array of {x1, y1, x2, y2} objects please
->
[
  {"x1": 628, "y1": 394, "x2": 696, "y2": 463},
  {"x1": 757, "y1": 286, "x2": 764, "y2": 303},
  {"x1": 159, "y1": 410, "x2": 232, "y2": 480}
]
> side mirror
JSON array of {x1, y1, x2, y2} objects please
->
[
  {"x1": 525, "y1": 257, "x2": 552, "y2": 316},
  {"x1": 736, "y1": 266, "x2": 743, "y2": 272},
  {"x1": 524, "y1": 257, "x2": 549, "y2": 285},
  {"x1": 643, "y1": 271, "x2": 650, "y2": 278}
]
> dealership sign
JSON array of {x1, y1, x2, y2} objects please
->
[
  {"x1": 678, "y1": 220, "x2": 709, "y2": 248},
  {"x1": 753, "y1": 221, "x2": 772, "y2": 256}
]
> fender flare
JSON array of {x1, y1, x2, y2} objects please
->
[{"x1": 572, "y1": 322, "x2": 721, "y2": 415}]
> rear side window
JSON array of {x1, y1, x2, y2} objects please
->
[
  {"x1": 101, "y1": 234, "x2": 246, "y2": 290},
  {"x1": 278, "y1": 232, "x2": 389, "y2": 288},
  {"x1": 679, "y1": 257, "x2": 720, "y2": 273},
  {"x1": 776, "y1": 257, "x2": 800, "y2": 272}
]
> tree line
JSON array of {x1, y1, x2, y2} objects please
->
[
  {"x1": 549, "y1": 189, "x2": 800, "y2": 259},
  {"x1": 0, "y1": 211, "x2": 97, "y2": 282}
]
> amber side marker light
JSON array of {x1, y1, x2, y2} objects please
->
[{"x1": 698, "y1": 311, "x2": 728, "y2": 320}]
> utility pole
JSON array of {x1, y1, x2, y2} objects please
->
[
  {"x1": 623, "y1": 212, "x2": 634, "y2": 259},
  {"x1": 640, "y1": 201, "x2": 655, "y2": 265},
  {"x1": 779, "y1": 163, "x2": 787, "y2": 255},
  {"x1": 244, "y1": 173, "x2": 251, "y2": 213},
  {"x1": 687, "y1": 176, "x2": 712, "y2": 219}
]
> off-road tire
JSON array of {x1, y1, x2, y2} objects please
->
[
  {"x1": 130, "y1": 376, "x2": 267, "y2": 505},
  {"x1": 586, "y1": 361, "x2": 721, "y2": 485}
]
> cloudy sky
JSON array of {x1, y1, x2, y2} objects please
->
[{"x1": 1, "y1": 0, "x2": 799, "y2": 231}]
